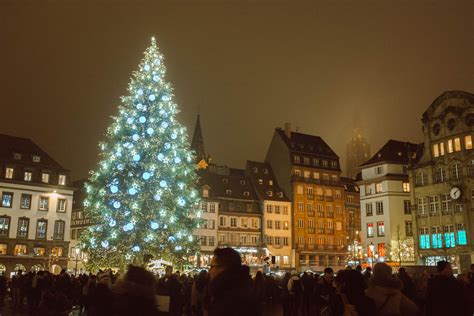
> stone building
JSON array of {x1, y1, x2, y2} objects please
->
[
  {"x1": 0, "y1": 134, "x2": 73, "y2": 276},
  {"x1": 346, "y1": 128, "x2": 371, "y2": 179},
  {"x1": 410, "y1": 91, "x2": 474, "y2": 272},
  {"x1": 341, "y1": 177, "x2": 362, "y2": 265},
  {"x1": 265, "y1": 124, "x2": 348, "y2": 271}
]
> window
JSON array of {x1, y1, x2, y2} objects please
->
[
  {"x1": 267, "y1": 220, "x2": 273, "y2": 229},
  {"x1": 283, "y1": 237, "x2": 289, "y2": 246},
  {"x1": 209, "y1": 204, "x2": 216, "y2": 213},
  {"x1": 219, "y1": 216, "x2": 226, "y2": 227},
  {"x1": 298, "y1": 236, "x2": 304, "y2": 245},
  {"x1": 230, "y1": 217, "x2": 237, "y2": 227},
  {"x1": 457, "y1": 223, "x2": 467, "y2": 245},
  {"x1": 367, "y1": 223, "x2": 374, "y2": 237},
  {"x1": 41, "y1": 173, "x2": 50, "y2": 183},
  {"x1": 251, "y1": 218, "x2": 259, "y2": 229},
  {"x1": 13, "y1": 153, "x2": 22, "y2": 160},
  {"x1": 331, "y1": 175, "x2": 338, "y2": 182},
  {"x1": 36, "y1": 220, "x2": 47, "y2": 239},
  {"x1": 266, "y1": 236, "x2": 273, "y2": 245},
  {"x1": 267, "y1": 191, "x2": 273, "y2": 197},
  {"x1": 429, "y1": 196, "x2": 440, "y2": 215},
  {"x1": 431, "y1": 226, "x2": 442, "y2": 248},
  {"x1": 306, "y1": 204, "x2": 314, "y2": 212},
  {"x1": 0, "y1": 217, "x2": 10, "y2": 237},
  {"x1": 274, "y1": 205, "x2": 280, "y2": 214},
  {"x1": 323, "y1": 174, "x2": 329, "y2": 181},
  {"x1": 405, "y1": 221, "x2": 413, "y2": 236},
  {"x1": 275, "y1": 237, "x2": 281, "y2": 245},
  {"x1": 266, "y1": 204, "x2": 273, "y2": 213},
  {"x1": 441, "y1": 194, "x2": 452, "y2": 212},
  {"x1": 32, "y1": 155, "x2": 41, "y2": 163},
  {"x1": 18, "y1": 194, "x2": 32, "y2": 209},
  {"x1": 275, "y1": 221, "x2": 281, "y2": 230},
  {"x1": 33, "y1": 247, "x2": 45, "y2": 256},
  {"x1": 375, "y1": 166, "x2": 383, "y2": 175},
  {"x1": 226, "y1": 190, "x2": 232, "y2": 195},
  {"x1": 377, "y1": 222, "x2": 385, "y2": 237},
  {"x1": 403, "y1": 182, "x2": 410, "y2": 192},
  {"x1": 17, "y1": 218, "x2": 29, "y2": 238},
  {"x1": 246, "y1": 203, "x2": 252, "y2": 211},
  {"x1": 293, "y1": 170, "x2": 301, "y2": 177},
  {"x1": 283, "y1": 221, "x2": 289, "y2": 230},
  {"x1": 53, "y1": 221, "x2": 65, "y2": 240},
  {"x1": 298, "y1": 219, "x2": 304, "y2": 229},
  {"x1": 447, "y1": 139, "x2": 454, "y2": 153},
  {"x1": 293, "y1": 155, "x2": 301, "y2": 164},
  {"x1": 306, "y1": 186, "x2": 314, "y2": 195},
  {"x1": 336, "y1": 221, "x2": 342, "y2": 231},
  {"x1": 51, "y1": 246, "x2": 63, "y2": 257},
  {"x1": 415, "y1": 171, "x2": 427, "y2": 186},
  {"x1": 418, "y1": 197, "x2": 428, "y2": 215},
  {"x1": 303, "y1": 157, "x2": 310, "y2": 165},
  {"x1": 313, "y1": 172, "x2": 320, "y2": 180},
  {"x1": 454, "y1": 138, "x2": 461, "y2": 152},
  {"x1": 0, "y1": 244, "x2": 6, "y2": 255},
  {"x1": 331, "y1": 161, "x2": 338, "y2": 168},
  {"x1": 14, "y1": 244, "x2": 27, "y2": 256},
  {"x1": 208, "y1": 236, "x2": 215, "y2": 247},
  {"x1": 374, "y1": 183, "x2": 382, "y2": 193},
  {"x1": 24, "y1": 171, "x2": 32, "y2": 182},
  {"x1": 465, "y1": 135, "x2": 473, "y2": 150},
  {"x1": 335, "y1": 190, "x2": 341, "y2": 199},
  {"x1": 444, "y1": 225, "x2": 455, "y2": 248},
  {"x1": 450, "y1": 163, "x2": 461, "y2": 179},
  {"x1": 419, "y1": 227, "x2": 430, "y2": 249},
  {"x1": 58, "y1": 174, "x2": 66, "y2": 185},
  {"x1": 322, "y1": 160, "x2": 328, "y2": 167},
  {"x1": 434, "y1": 167, "x2": 446, "y2": 183},
  {"x1": 366, "y1": 203, "x2": 373, "y2": 216},
  {"x1": 404, "y1": 200, "x2": 411, "y2": 214},
  {"x1": 202, "y1": 188, "x2": 209, "y2": 197},
  {"x1": 39, "y1": 197, "x2": 49, "y2": 211},
  {"x1": 57, "y1": 199, "x2": 67, "y2": 212},
  {"x1": 200, "y1": 236, "x2": 207, "y2": 246},
  {"x1": 378, "y1": 243, "x2": 386, "y2": 257},
  {"x1": 439, "y1": 142, "x2": 445, "y2": 156},
  {"x1": 297, "y1": 185, "x2": 303, "y2": 194},
  {"x1": 433, "y1": 144, "x2": 439, "y2": 158},
  {"x1": 365, "y1": 184, "x2": 373, "y2": 195},
  {"x1": 209, "y1": 220, "x2": 215, "y2": 229},
  {"x1": 283, "y1": 206, "x2": 288, "y2": 215},
  {"x1": 297, "y1": 202, "x2": 304, "y2": 212},
  {"x1": 2, "y1": 192, "x2": 13, "y2": 208},
  {"x1": 308, "y1": 219, "x2": 315, "y2": 228},
  {"x1": 335, "y1": 206, "x2": 342, "y2": 216},
  {"x1": 5, "y1": 168, "x2": 13, "y2": 179},
  {"x1": 376, "y1": 201, "x2": 384, "y2": 215}
]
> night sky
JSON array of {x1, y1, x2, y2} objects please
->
[{"x1": 1, "y1": 1, "x2": 473, "y2": 180}]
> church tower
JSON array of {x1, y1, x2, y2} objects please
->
[{"x1": 191, "y1": 114, "x2": 209, "y2": 169}]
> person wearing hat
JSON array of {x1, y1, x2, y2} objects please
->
[
  {"x1": 365, "y1": 262, "x2": 417, "y2": 316},
  {"x1": 425, "y1": 260, "x2": 469, "y2": 316}
]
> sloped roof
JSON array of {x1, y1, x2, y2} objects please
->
[
  {"x1": 360, "y1": 139, "x2": 419, "y2": 167},
  {"x1": 245, "y1": 160, "x2": 290, "y2": 202},
  {"x1": 340, "y1": 177, "x2": 359, "y2": 193},
  {"x1": 275, "y1": 128, "x2": 339, "y2": 159},
  {"x1": 0, "y1": 134, "x2": 67, "y2": 170},
  {"x1": 198, "y1": 168, "x2": 259, "y2": 201},
  {"x1": 422, "y1": 91, "x2": 474, "y2": 122}
]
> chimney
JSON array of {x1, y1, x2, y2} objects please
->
[{"x1": 284, "y1": 123, "x2": 292, "y2": 138}]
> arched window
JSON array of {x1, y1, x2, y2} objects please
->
[
  {"x1": 434, "y1": 167, "x2": 445, "y2": 183},
  {"x1": 450, "y1": 162, "x2": 461, "y2": 179},
  {"x1": 415, "y1": 171, "x2": 426, "y2": 186}
]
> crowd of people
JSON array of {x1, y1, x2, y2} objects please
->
[{"x1": 0, "y1": 248, "x2": 473, "y2": 316}]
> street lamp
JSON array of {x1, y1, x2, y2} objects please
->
[
  {"x1": 369, "y1": 242, "x2": 375, "y2": 268},
  {"x1": 72, "y1": 247, "x2": 81, "y2": 276}
]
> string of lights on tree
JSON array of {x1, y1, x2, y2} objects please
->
[{"x1": 80, "y1": 37, "x2": 201, "y2": 270}]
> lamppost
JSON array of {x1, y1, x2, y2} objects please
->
[
  {"x1": 71, "y1": 247, "x2": 82, "y2": 276},
  {"x1": 369, "y1": 242, "x2": 375, "y2": 268}
]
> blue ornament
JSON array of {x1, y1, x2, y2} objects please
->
[
  {"x1": 123, "y1": 223, "x2": 134, "y2": 232},
  {"x1": 175, "y1": 246, "x2": 182, "y2": 251},
  {"x1": 133, "y1": 154, "x2": 141, "y2": 162},
  {"x1": 136, "y1": 103, "x2": 143, "y2": 110},
  {"x1": 101, "y1": 241, "x2": 109, "y2": 248},
  {"x1": 154, "y1": 58, "x2": 161, "y2": 65},
  {"x1": 113, "y1": 201, "x2": 121, "y2": 209},
  {"x1": 153, "y1": 75, "x2": 159, "y2": 82},
  {"x1": 161, "y1": 121, "x2": 169, "y2": 129},
  {"x1": 132, "y1": 245, "x2": 140, "y2": 252},
  {"x1": 157, "y1": 153, "x2": 164, "y2": 161},
  {"x1": 153, "y1": 194, "x2": 161, "y2": 201},
  {"x1": 168, "y1": 236, "x2": 176, "y2": 242},
  {"x1": 174, "y1": 157, "x2": 181, "y2": 164},
  {"x1": 110, "y1": 185, "x2": 119, "y2": 194},
  {"x1": 137, "y1": 89, "x2": 143, "y2": 95},
  {"x1": 142, "y1": 172, "x2": 151, "y2": 180},
  {"x1": 162, "y1": 95, "x2": 170, "y2": 101},
  {"x1": 149, "y1": 94, "x2": 156, "y2": 101},
  {"x1": 177, "y1": 198, "x2": 185, "y2": 206},
  {"x1": 128, "y1": 188, "x2": 138, "y2": 195},
  {"x1": 171, "y1": 133, "x2": 177, "y2": 140},
  {"x1": 139, "y1": 116, "x2": 146, "y2": 123},
  {"x1": 164, "y1": 143, "x2": 171, "y2": 149},
  {"x1": 144, "y1": 64, "x2": 150, "y2": 71},
  {"x1": 150, "y1": 222, "x2": 159, "y2": 230},
  {"x1": 146, "y1": 127, "x2": 154, "y2": 135},
  {"x1": 132, "y1": 134, "x2": 139, "y2": 141},
  {"x1": 159, "y1": 180, "x2": 167, "y2": 188},
  {"x1": 109, "y1": 219, "x2": 116, "y2": 227},
  {"x1": 126, "y1": 118, "x2": 134, "y2": 124}
]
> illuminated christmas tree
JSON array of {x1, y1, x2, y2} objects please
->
[{"x1": 81, "y1": 38, "x2": 200, "y2": 270}]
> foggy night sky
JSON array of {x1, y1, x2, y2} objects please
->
[{"x1": 1, "y1": 1, "x2": 473, "y2": 180}]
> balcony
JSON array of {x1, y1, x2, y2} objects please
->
[
  {"x1": 71, "y1": 218, "x2": 91, "y2": 226},
  {"x1": 326, "y1": 212, "x2": 334, "y2": 218}
]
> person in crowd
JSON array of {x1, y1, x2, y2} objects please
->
[
  {"x1": 316, "y1": 267, "x2": 335, "y2": 315},
  {"x1": 300, "y1": 272, "x2": 314, "y2": 316},
  {"x1": 425, "y1": 260, "x2": 469, "y2": 316},
  {"x1": 207, "y1": 247, "x2": 257, "y2": 316},
  {"x1": 252, "y1": 271, "x2": 266, "y2": 314},
  {"x1": 287, "y1": 272, "x2": 303, "y2": 316},
  {"x1": 156, "y1": 265, "x2": 182, "y2": 316},
  {"x1": 0, "y1": 272, "x2": 6, "y2": 307},
  {"x1": 279, "y1": 272, "x2": 291, "y2": 316},
  {"x1": 398, "y1": 267, "x2": 415, "y2": 301},
  {"x1": 363, "y1": 267, "x2": 372, "y2": 285},
  {"x1": 365, "y1": 262, "x2": 418, "y2": 316},
  {"x1": 88, "y1": 270, "x2": 114, "y2": 316},
  {"x1": 191, "y1": 270, "x2": 208, "y2": 316},
  {"x1": 113, "y1": 265, "x2": 159, "y2": 316},
  {"x1": 332, "y1": 269, "x2": 376, "y2": 316}
]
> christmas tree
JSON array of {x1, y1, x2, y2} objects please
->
[{"x1": 81, "y1": 38, "x2": 200, "y2": 270}]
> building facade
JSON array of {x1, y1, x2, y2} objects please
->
[
  {"x1": 341, "y1": 177, "x2": 362, "y2": 265},
  {"x1": 410, "y1": 91, "x2": 474, "y2": 272},
  {"x1": 358, "y1": 140, "x2": 418, "y2": 267},
  {"x1": 68, "y1": 180, "x2": 90, "y2": 273},
  {"x1": 266, "y1": 124, "x2": 348, "y2": 271},
  {"x1": 346, "y1": 128, "x2": 371, "y2": 179},
  {"x1": 245, "y1": 161, "x2": 293, "y2": 269},
  {"x1": 0, "y1": 134, "x2": 74, "y2": 276}
]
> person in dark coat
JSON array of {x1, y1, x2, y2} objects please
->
[
  {"x1": 89, "y1": 270, "x2": 115, "y2": 316},
  {"x1": 426, "y1": 261, "x2": 469, "y2": 316},
  {"x1": 398, "y1": 267, "x2": 415, "y2": 301},
  {"x1": 156, "y1": 265, "x2": 182, "y2": 316},
  {"x1": 207, "y1": 247, "x2": 258, "y2": 316},
  {"x1": 0, "y1": 272, "x2": 6, "y2": 307},
  {"x1": 332, "y1": 270, "x2": 376, "y2": 316}
]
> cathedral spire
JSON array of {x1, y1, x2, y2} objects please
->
[{"x1": 191, "y1": 114, "x2": 206, "y2": 164}]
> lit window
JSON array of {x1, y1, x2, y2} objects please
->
[
  {"x1": 202, "y1": 188, "x2": 209, "y2": 197},
  {"x1": 419, "y1": 227, "x2": 430, "y2": 249},
  {"x1": 454, "y1": 138, "x2": 461, "y2": 152},
  {"x1": 376, "y1": 183, "x2": 383, "y2": 193},
  {"x1": 41, "y1": 173, "x2": 50, "y2": 183},
  {"x1": 444, "y1": 225, "x2": 455, "y2": 248},
  {"x1": 33, "y1": 247, "x2": 45, "y2": 256},
  {"x1": 58, "y1": 175, "x2": 66, "y2": 186},
  {"x1": 433, "y1": 144, "x2": 439, "y2": 158},
  {"x1": 293, "y1": 156, "x2": 300, "y2": 164},
  {"x1": 5, "y1": 168, "x2": 13, "y2": 179},
  {"x1": 297, "y1": 185, "x2": 303, "y2": 194},
  {"x1": 447, "y1": 139, "x2": 454, "y2": 153},
  {"x1": 298, "y1": 219, "x2": 304, "y2": 228},
  {"x1": 367, "y1": 223, "x2": 374, "y2": 237},
  {"x1": 13, "y1": 153, "x2": 21, "y2": 160},
  {"x1": 403, "y1": 182, "x2": 410, "y2": 192},
  {"x1": 376, "y1": 201, "x2": 384, "y2": 215},
  {"x1": 0, "y1": 244, "x2": 7, "y2": 255},
  {"x1": 377, "y1": 222, "x2": 385, "y2": 236},
  {"x1": 313, "y1": 172, "x2": 320, "y2": 180},
  {"x1": 457, "y1": 223, "x2": 467, "y2": 245},
  {"x1": 0, "y1": 217, "x2": 10, "y2": 237},
  {"x1": 2, "y1": 192, "x2": 13, "y2": 208},
  {"x1": 322, "y1": 160, "x2": 328, "y2": 167},
  {"x1": 39, "y1": 197, "x2": 49, "y2": 211},
  {"x1": 439, "y1": 142, "x2": 445, "y2": 156},
  {"x1": 51, "y1": 246, "x2": 63, "y2": 257},
  {"x1": 431, "y1": 226, "x2": 442, "y2": 248},
  {"x1": 465, "y1": 135, "x2": 473, "y2": 150},
  {"x1": 36, "y1": 220, "x2": 47, "y2": 239},
  {"x1": 24, "y1": 172, "x2": 32, "y2": 182},
  {"x1": 53, "y1": 221, "x2": 65, "y2": 240},
  {"x1": 17, "y1": 218, "x2": 29, "y2": 238},
  {"x1": 14, "y1": 244, "x2": 27, "y2": 256},
  {"x1": 32, "y1": 156, "x2": 41, "y2": 163},
  {"x1": 283, "y1": 221, "x2": 289, "y2": 230},
  {"x1": 57, "y1": 199, "x2": 67, "y2": 212},
  {"x1": 298, "y1": 236, "x2": 304, "y2": 245}
]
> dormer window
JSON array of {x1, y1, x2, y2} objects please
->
[
  {"x1": 226, "y1": 190, "x2": 232, "y2": 195},
  {"x1": 252, "y1": 167, "x2": 258, "y2": 173},
  {"x1": 293, "y1": 156, "x2": 300, "y2": 163},
  {"x1": 222, "y1": 178, "x2": 228, "y2": 184},
  {"x1": 263, "y1": 168, "x2": 268, "y2": 174},
  {"x1": 5, "y1": 168, "x2": 14, "y2": 179},
  {"x1": 202, "y1": 188, "x2": 209, "y2": 197},
  {"x1": 269, "y1": 180, "x2": 273, "y2": 186},
  {"x1": 267, "y1": 191, "x2": 273, "y2": 197},
  {"x1": 58, "y1": 175, "x2": 67, "y2": 186},
  {"x1": 32, "y1": 156, "x2": 41, "y2": 163},
  {"x1": 41, "y1": 173, "x2": 49, "y2": 184},
  {"x1": 240, "y1": 180, "x2": 246, "y2": 185},
  {"x1": 258, "y1": 179, "x2": 263, "y2": 185},
  {"x1": 243, "y1": 191, "x2": 249, "y2": 196},
  {"x1": 277, "y1": 192, "x2": 283, "y2": 197},
  {"x1": 13, "y1": 153, "x2": 21, "y2": 160},
  {"x1": 24, "y1": 172, "x2": 32, "y2": 182}
]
